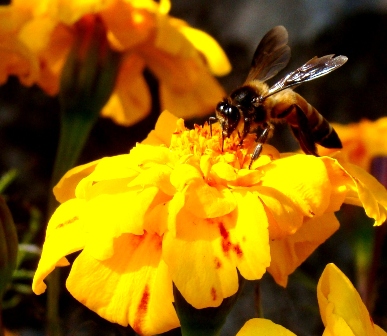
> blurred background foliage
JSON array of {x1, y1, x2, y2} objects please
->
[{"x1": 1, "y1": 0, "x2": 387, "y2": 335}]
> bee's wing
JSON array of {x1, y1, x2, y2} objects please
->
[
  {"x1": 245, "y1": 25, "x2": 291, "y2": 83},
  {"x1": 265, "y1": 54, "x2": 348, "y2": 98}
]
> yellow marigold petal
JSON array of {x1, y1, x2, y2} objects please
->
[
  {"x1": 141, "y1": 110, "x2": 178, "y2": 146},
  {"x1": 268, "y1": 213, "x2": 339, "y2": 287},
  {"x1": 236, "y1": 318, "x2": 296, "y2": 336},
  {"x1": 127, "y1": 164, "x2": 174, "y2": 196},
  {"x1": 318, "y1": 263, "x2": 387, "y2": 336},
  {"x1": 81, "y1": 187, "x2": 162, "y2": 259},
  {"x1": 159, "y1": 0, "x2": 171, "y2": 14},
  {"x1": 376, "y1": 326, "x2": 387, "y2": 336},
  {"x1": 179, "y1": 25, "x2": 231, "y2": 76},
  {"x1": 163, "y1": 191, "x2": 270, "y2": 308},
  {"x1": 171, "y1": 163, "x2": 237, "y2": 218},
  {"x1": 162, "y1": 210, "x2": 237, "y2": 309},
  {"x1": 18, "y1": 17, "x2": 56, "y2": 53},
  {"x1": 76, "y1": 154, "x2": 140, "y2": 187},
  {"x1": 32, "y1": 198, "x2": 86, "y2": 295},
  {"x1": 67, "y1": 232, "x2": 180, "y2": 334},
  {"x1": 155, "y1": 16, "x2": 196, "y2": 57},
  {"x1": 327, "y1": 154, "x2": 387, "y2": 226},
  {"x1": 159, "y1": 69, "x2": 226, "y2": 119},
  {"x1": 231, "y1": 191, "x2": 270, "y2": 280},
  {"x1": 258, "y1": 187, "x2": 303, "y2": 239},
  {"x1": 320, "y1": 118, "x2": 387, "y2": 171},
  {"x1": 185, "y1": 182, "x2": 236, "y2": 218},
  {"x1": 143, "y1": 196, "x2": 172, "y2": 236},
  {"x1": 320, "y1": 156, "x2": 351, "y2": 213},
  {"x1": 101, "y1": 0, "x2": 155, "y2": 50},
  {"x1": 130, "y1": 143, "x2": 175, "y2": 167},
  {"x1": 101, "y1": 54, "x2": 151, "y2": 126},
  {"x1": 53, "y1": 159, "x2": 100, "y2": 203},
  {"x1": 260, "y1": 155, "x2": 332, "y2": 218}
]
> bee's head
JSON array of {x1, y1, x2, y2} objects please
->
[{"x1": 215, "y1": 99, "x2": 240, "y2": 138}]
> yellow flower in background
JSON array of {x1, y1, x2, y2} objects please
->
[
  {"x1": 318, "y1": 117, "x2": 387, "y2": 171},
  {"x1": 318, "y1": 263, "x2": 387, "y2": 336},
  {"x1": 0, "y1": 0, "x2": 231, "y2": 126},
  {"x1": 236, "y1": 263, "x2": 387, "y2": 336},
  {"x1": 236, "y1": 318, "x2": 296, "y2": 336},
  {"x1": 32, "y1": 111, "x2": 387, "y2": 334}
]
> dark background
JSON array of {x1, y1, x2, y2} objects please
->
[{"x1": 1, "y1": 1, "x2": 387, "y2": 335}]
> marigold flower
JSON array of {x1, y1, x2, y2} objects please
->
[
  {"x1": 318, "y1": 117, "x2": 387, "y2": 171},
  {"x1": 318, "y1": 263, "x2": 387, "y2": 336},
  {"x1": 0, "y1": 0, "x2": 230, "y2": 126},
  {"x1": 236, "y1": 263, "x2": 387, "y2": 336},
  {"x1": 32, "y1": 111, "x2": 387, "y2": 334}
]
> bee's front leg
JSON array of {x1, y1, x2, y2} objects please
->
[
  {"x1": 238, "y1": 117, "x2": 251, "y2": 146},
  {"x1": 208, "y1": 116, "x2": 218, "y2": 137}
]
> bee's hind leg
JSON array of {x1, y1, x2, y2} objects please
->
[{"x1": 249, "y1": 124, "x2": 274, "y2": 169}]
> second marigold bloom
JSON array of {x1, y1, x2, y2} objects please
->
[
  {"x1": 0, "y1": 0, "x2": 230, "y2": 126},
  {"x1": 32, "y1": 112, "x2": 387, "y2": 334}
]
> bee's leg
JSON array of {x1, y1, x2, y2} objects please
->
[
  {"x1": 249, "y1": 124, "x2": 274, "y2": 169},
  {"x1": 238, "y1": 117, "x2": 251, "y2": 146},
  {"x1": 208, "y1": 116, "x2": 217, "y2": 137},
  {"x1": 289, "y1": 105, "x2": 318, "y2": 156}
]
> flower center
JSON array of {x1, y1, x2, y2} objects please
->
[{"x1": 169, "y1": 118, "x2": 278, "y2": 170}]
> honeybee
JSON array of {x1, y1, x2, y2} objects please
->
[{"x1": 210, "y1": 25, "x2": 347, "y2": 167}]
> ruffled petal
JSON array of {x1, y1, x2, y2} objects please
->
[
  {"x1": 327, "y1": 154, "x2": 387, "y2": 225},
  {"x1": 318, "y1": 263, "x2": 387, "y2": 336},
  {"x1": 162, "y1": 209, "x2": 239, "y2": 309},
  {"x1": 260, "y1": 155, "x2": 332, "y2": 218},
  {"x1": 32, "y1": 198, "x2": 86, "y2": 294},
  {"x1": 141, "y1": 110, "x2": 178, "y2": 146},
  {"x1": 67, "y1": 232, "x2": 180, "y2": 335},
  {"x1": 101, "y1": 53, "x2": 150, "y2": 126},
  {"x1": 162, "y1": 191, "x2": 270, "y2": 308},
  {"x1": 170, "y1": 163, "x2": 237, "y2": 218},
  {"x1": 268, "y1": 213, "x2": 339, "y2": 287},
  {"x1": 179, "y1": 25, "x2": 231, "y2": 76},
  {"x1": 81, "y1": 186, "x2": 162, "y2": 259},
  {"x1": 53, "y1": 159, "x2": 101, "y2": 203}
]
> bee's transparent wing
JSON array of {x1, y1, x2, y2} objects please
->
[
  {"x1": 265, "y1": 55, "x2": 348, "y2": 97},
  {"x1": 245, "y1": 25, "x2": 291, "y2": 83}
]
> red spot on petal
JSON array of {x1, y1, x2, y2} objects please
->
[
  {"x1": 133, "y1": 285, "x2": 150, "y2": 334},
  {"x1": 219, "y1": 222, "x2": 231, "y2": 254},
  {"x1": 214, "y1": 257, "x2": 222, "y2": 269},
  {"x1": 57, "y1": 216, "x2": 79, "y2": 229},
  {"x1": 219, "y1": 222, "x2": 243, "y2": 258},
  {"x1": 211, "y1": 287, "x2": 217, "y2": 301},
  {"x1": 233, "y1": 244, "x2": 243, "y2": 258}
]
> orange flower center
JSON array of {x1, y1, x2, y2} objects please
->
[{"x1": 169, "y1": 119, "x2": 279, "y2": 170}]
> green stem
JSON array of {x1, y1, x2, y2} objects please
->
[
  {"x1": 48, "y1": 111, "x2": 97, "y2": 211},
  {"x1": 254, "y1": 281, "x2": 263, "y2": 318},
  {"x1": 46, "y1": 109, "x2": 98, "y2": 336}
]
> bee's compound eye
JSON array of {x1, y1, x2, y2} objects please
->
[{"x1": 216, "y1": 102, "x2": 239, "y2": 121}]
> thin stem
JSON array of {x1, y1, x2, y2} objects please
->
[{"x1": 46, "y1": 110, "x2": 98, "y2": 336}]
